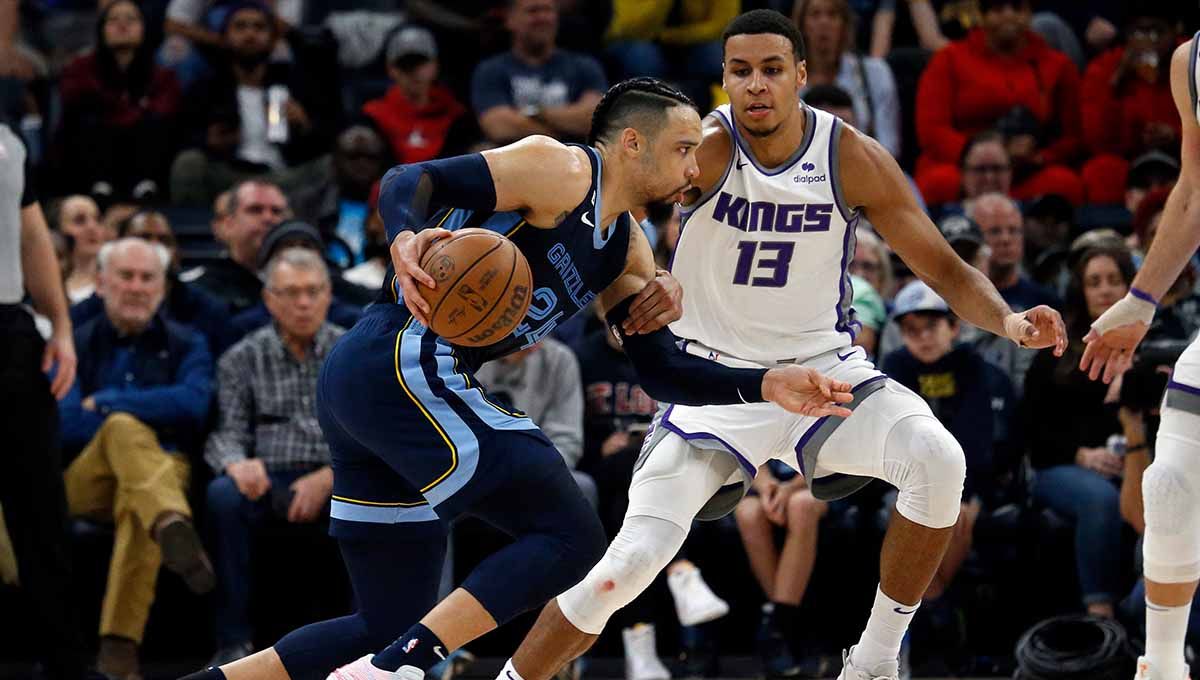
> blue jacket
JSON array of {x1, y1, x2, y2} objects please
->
[{"x1": 60, "y1": 312, "x2": 214, "y2": 456}]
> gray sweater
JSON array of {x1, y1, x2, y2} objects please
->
[{"x1": 473, "y1": 337, "x2": 584, "y2": 468}]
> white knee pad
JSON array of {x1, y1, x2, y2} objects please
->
[
  {"x1": 556, "y1": 515, "x2": 686, "y2": 635},
  {"x1": 1143, "y1": 409, "x2": 1200, "y2": 584},
  {"x1": 885, "y1": 415, "x2": 965, "y2": 530}
]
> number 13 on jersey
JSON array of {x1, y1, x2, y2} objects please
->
[{"x1": 732, "y1": 240, "x2": 795, "y2": 288}]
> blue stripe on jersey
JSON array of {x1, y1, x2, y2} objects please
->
[
  {"x1": 330, "y1": 499, "x2": 439, "y2": 524},
  {"x1": 430, "y1": 336, "x2": 539, "y2": 431},
  {"x1": 396, "y1": 320, "x2": 481, "y2": 505}
]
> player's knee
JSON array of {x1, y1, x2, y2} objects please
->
[
  {"x1": 1143, "y1": 455, "x2": 1200, "y2": 583},
  {"x1": 890, "y1": 416, "x2": 965, "y2": 529},
  {"x1": 1143, "y1": 459, "x2": 1197, "y2": 538},
  {"x1": 558, "y1": 515, "x2": 685, "y2": 634}
]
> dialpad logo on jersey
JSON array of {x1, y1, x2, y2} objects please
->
[
  {"x1": 712, "y1": 191, "x2": 834, "y2": 233},
  {"x1": 794, "y1": 161, "x2": 826, "y2": 184}
]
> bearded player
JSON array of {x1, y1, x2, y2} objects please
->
[
  {"x1": 180, "y1": 77, "x2": 855, "y2": 680},
  {"x1": 493, "y1": 10, "x2": 1067, "y2": 680}
]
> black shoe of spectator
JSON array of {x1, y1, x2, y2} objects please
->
[
  {"x1": 96, "y1": 636, "x2": 140, "y2": 680},
  {"x1": 208, "y1": 641, "x2": 254, "y2": 668},
  {"x1": 158, "y1": 517, "x2": 216, "y2": 594},
  {"x1": 675, "y1": 624, "x2": 719, "y2": 678}
]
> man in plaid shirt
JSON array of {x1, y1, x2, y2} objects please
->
[{"x1": 203, "y1": 247, "x2": 345, "y2": 667}]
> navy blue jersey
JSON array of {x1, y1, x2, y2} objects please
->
[{"x1": 378, "y1": 146, "x2": 631, "y2": 371}]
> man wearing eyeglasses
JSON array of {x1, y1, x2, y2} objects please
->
[{"x1": 203, "y1": 246, "x2": 346, "y2": 668}]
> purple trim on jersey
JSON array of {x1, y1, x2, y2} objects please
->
[
  {"x1": 834, "y1": 214, "x2": 862, "y2": 342},
  {"x1": 793, "y1": 374, "x2": 887, "y2": 476},
  {"x1": 1189, "y1": 31, "x2": 1199, "y2": 122},
  {"x1": 1130, "y1": 287, "x2": 1159, "y2": 306},
  {"x1": 827, "y1": 117, "x2": 855, "y2": 223},
  {"x1": 1168, "y1": 379, "x2": 1200, "y2": 396},
  {"x1": 722, "y1": 105, "x2": 817, "y2": 177},
  {"x1": 661, "y1": 404, "x2": 758, "y2": 477}
]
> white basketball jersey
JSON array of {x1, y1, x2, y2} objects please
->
[{"x1": 669, "y1": 104, "x2": 861, "y2": 363}]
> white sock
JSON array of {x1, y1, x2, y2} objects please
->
[
  {"x1": 1146, "y1": 597, "x2": 1191, "y2": 680},
  {"x1": 496, "y1": 659, "x2": 527, "y2": 680},
  {"x1": 851, "y1": 585, "x2": 918, "y2": 673}
]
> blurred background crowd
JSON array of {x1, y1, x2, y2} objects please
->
[{"x1": 2, "y1": 0, "x2": 1200, "y2": 678}]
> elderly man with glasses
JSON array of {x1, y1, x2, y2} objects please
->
[{"x1": 203, "y1": 246, "x2": 345, "y2": 667}]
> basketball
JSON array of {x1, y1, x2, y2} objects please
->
[{"x1": 419, "y1": 228, "x2": 533, "y2": 347}]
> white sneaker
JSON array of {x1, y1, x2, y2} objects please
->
[
  {"x1": 328, "y1": 656, "x2": 426, "y2": 680},
  {"x1": 836, "y1": 647, "x2": 899, "y2": 680},
  {"x1": 667, "y1": 566, "x2": 730, "y2": 626},
  {"x1": 1135, "y1": 656, "x2": 1192, "y2": 680},
  {"x1": 623, "y1": 624, "x2": 671, "y2": 680}
]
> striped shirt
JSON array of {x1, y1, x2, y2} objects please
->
[{"x1": 205, "y1": 322, "x2": 344, "y2": 472}]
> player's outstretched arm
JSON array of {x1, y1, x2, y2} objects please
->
[
  {"x1": 840, "y1": 124, "x2": 1067, "y2": 357},
  {"x1": 594, "y1": 226, "x2": 853, "y2": 416},
  {"x1": 382, "y1": 136, "x2": 592, "y2": 323},
  {"x1": 1081, "y1": 40, "x2": 1200, "y2": 384}
]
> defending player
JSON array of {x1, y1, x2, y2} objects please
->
[
  {"x1": 493, "y1": 11, "x2": 1068, "y2": 680},
  {"x1": 1080, "y1": 32, "x2": 1200, "y2": 680},
  {"x1": 182, "y1": 78, "x2": 854, "y2": 680}
]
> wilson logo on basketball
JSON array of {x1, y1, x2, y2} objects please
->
[{"x1": 465, "y1": 284, "x2": 530, "y2": 346}]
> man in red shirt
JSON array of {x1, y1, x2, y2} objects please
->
[
  {"x1": 1080, "y1": 7, "x2": 1181, "y2": 205},
  {"x1": 915, "y1": 0, "x2": 1083, "y2": 207},
  {"x1": 362, "y1": 25, "x2": 472, "y2": 164}
]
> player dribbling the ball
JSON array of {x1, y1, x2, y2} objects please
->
[{"x1": 182, "y1": 77, "x2": 858, "y2": 680}]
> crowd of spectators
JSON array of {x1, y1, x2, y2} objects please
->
[{"x1": 4, "y1": 0, "x2": 1200, "y2": 678}]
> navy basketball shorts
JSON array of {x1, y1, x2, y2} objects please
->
[{"x1": 317, "y1": 303, "x2": 568, "y2": 538}]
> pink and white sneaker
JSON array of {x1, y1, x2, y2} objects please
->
[{"x1": 328, "y1": 656, "x2": 425, "y2": 680}]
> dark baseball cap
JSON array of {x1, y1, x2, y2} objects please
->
[
  {"x1": 257, "y1": 219, "x2": 324, "y2": 270},
  {"x1": 939, "y1": 214, "x2": 984, "y2": 248}
]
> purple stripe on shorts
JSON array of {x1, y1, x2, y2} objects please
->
[
  {"x1": 661, "y1": 404, "x2": 758, "y2": 477},
  {"x1": 1168, "y1": 379, "x2": 1200, "y2": 396},
  {"x1": 792, "y1": 374, "x2": 887, "y2": 476}
]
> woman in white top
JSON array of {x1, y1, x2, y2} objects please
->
[
  {"x1": 55, "y1": 194, "x2": 114, "y2": 304},
  {"x1": 793, "y1": 0, "x2": 903, "y2": 159}
]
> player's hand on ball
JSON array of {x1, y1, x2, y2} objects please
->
[
  {"x1": 762, "y1": 366, "x2": 853, "y2": 418},
  {"x1": 623, "y1": 269, "x2": 684, "y2": 335},
  {"x1": 1003, "y1": 305, "x2": 1067, "y2": 355},
  {"x1": 391, "y1": 228, "x2": 452, "y2": 325}
]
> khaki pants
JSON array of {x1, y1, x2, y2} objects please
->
[{"x1": 65, "y1": 413, "x2": 192, "y2": 643}]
